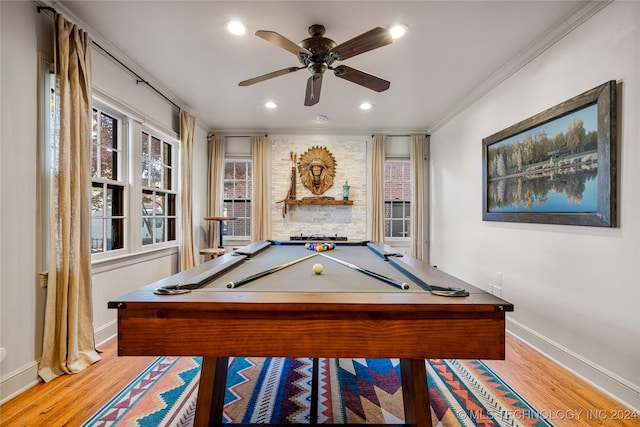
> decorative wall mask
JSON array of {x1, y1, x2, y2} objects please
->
[{"x1": 298, "y1": 146, "x2": 336, "y2": 195}]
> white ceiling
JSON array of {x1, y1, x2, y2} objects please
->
[{"x1": 56, "y1": 1, "x2": 603, "y2": 134}]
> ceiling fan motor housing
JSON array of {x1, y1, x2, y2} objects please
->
[{"x1": 299, "y1": 25, "x2": 337, "y2": 69}]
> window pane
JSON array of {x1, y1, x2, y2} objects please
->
[
  {"x1": 163, "y1": 142, "x2": 171, "y2": 166},
  {"x1": 150, "y1": 136, "x2": 162, "y2": 187},
  {"x1": 91, "y1": 218, "x2": 104, "y2": 253},
  {"x1": 100, "y1": 113, "x2": 115, "y2": 148},
  {"x1": 91, "y1": 146, "x2": 99, "y2": 178},
  {"x1": 154, "y1": 193, "x2": 164, "y2": 216},
  {"x1": 235, "y1": 181, "x2": 247, "y2": 198},
  {"x1": 109, "y1": 184, "x2": 124, "y2": 216},
  {"x1": 106, "y1": 186, "x2": 114, "y2": 216},
  {"x1": 142, "y1": 191, "x2": 153, "y2": 216},
  {"x1": 167, "y1": 218, "x2": 176, "y2": 241},
  {"x1": 142, "y1": 219, "x2": 153, "y2": 245},
  {"x1": 91, "y1": 185, "x2": 103, "y2": 217},
  {"x1": 167, "y1": 194, "x2": 176, "y2": 216},
  {"x1": 109, "y1": 218, "x2": 124, "y2": 250},
  {"x1": 223, "y1": 182, "x2": 234, "y2": 198},
  {"x1": 141, "y1": 132, "x2": 149, "y2": 184},
  {"x1": 164, "y1": 167, "x2": 172, "y2": 191},
  {"x1": 391, "y1": 220, "x2": 404, "y2": 237},
  {"x1": 224, "y1": 162, "x2": 234, "y2": 179},
  {"x1": 100, "y1": 147, "x2": 113, "y2": 179},
  {"x1": 155, "y1": 219, "x2": 164, "y2": 243},
  {"x1": 391, "y1": 202, "x2": 404, "y2": 218}
]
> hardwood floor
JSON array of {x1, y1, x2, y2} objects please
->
[{"x1": 0, "y1": 334, "x2": 636, "y2": 426}]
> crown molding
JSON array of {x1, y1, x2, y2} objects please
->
[{"x1": 426, "y1": 0, "x2": 613, "y2": 134}]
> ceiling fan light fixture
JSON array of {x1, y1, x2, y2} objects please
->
[
  {"x1": 265, "y1": 101, "x2": 278, "y2": 109},
  {"x1": 225, "y1": 20, "x2": 247, "y2": 36},
  {"x1": 389, "y1": 24, "x2": 408, "y2": 39},
  {"x1": 359, "y1": 102, "x2": 372, "y2": 110}
]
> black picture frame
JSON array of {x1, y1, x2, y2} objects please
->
[{"x1": 482, "y1": 81, "x2": 617, "y2": 227}]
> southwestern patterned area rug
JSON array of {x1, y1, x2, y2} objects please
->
[{"x1": 83, "y1": 356, "x2": 553, "y2": 426}]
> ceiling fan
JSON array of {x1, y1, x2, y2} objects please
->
[{"x1": 239, "y1": 24, "x2": 393, "y2": 106}]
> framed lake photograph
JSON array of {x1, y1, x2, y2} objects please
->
[{"x1": 482, "y1": 81, "x2": 617, "y2": 227}]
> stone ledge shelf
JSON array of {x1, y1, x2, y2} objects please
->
[{"x1": 284, "y1": 199, "x2": 353, "y2": 206}]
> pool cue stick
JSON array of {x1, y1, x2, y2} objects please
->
[
  {"x1": 318, "y1": 253, "x2": 409, "y2": 290},
  {"x1": 226, "y1": 252, "x2": 318, "y2": 288}
]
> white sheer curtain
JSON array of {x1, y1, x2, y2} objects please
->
[
  {"x1": 371, "y1": 134, "x2": 386, "y2": 241},
  {"x1": 410, "y1": 134, "x2": 429, "y2": 261},
  {"x1": 39, "y1": 13, "x2": 101, "y2": 382},
  {"x1": 207, "y1": 136, "x2": 225, "y2": 248},
  {"x1": 179, "y1": 111, "x2": 196, "y2": 270},
  {"x1": 251, "y1": 135, "x2": 271, "y2": 240}
]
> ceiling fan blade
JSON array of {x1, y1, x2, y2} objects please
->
[
  {"x1": 330, "y1": 27, "x2": 392, "y2": 61},
  {"x1": 304, "y1": 74, "x2": 323, "y2": 106},
  {"x1": 238, "y1": 66, "x2": 303, "y2": 86},
  {"x1": 256, "y1": 30, "x2": 312, "y2": 57},
  {"x1": 333, "y1": 65, "x2": 390, "y2": 92}
]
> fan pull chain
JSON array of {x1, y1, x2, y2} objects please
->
[{"x1": 310, "y1": 77, "x2": 315, "y2": 100}]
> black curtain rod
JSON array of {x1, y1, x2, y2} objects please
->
[
  {"x1": 38, "y1": 5, "x2": 181, "y2": 112},
  {"x1": 210, "y1": 134, "x2": 268, "y2": 138},
  {"x1": 371, "y1": 134, "x2": 429, "y2": 137},
  {"x1": 91, "y1": 43, "x2": 181, "y2": 111}
]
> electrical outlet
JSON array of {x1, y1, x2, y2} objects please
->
[{"x1": 493, "y1": 285, "x2": 502, "y2": 298}]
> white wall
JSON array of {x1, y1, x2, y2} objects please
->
[
  {"x1": 0, "y1": 1, "x2": 209, "y2": 402},
  {"x1": 430, "y1": 1, "x2": 639, "y2": 410},
  {"x1": 1, "y1": 0, "x2": 53, "y2": 403}
]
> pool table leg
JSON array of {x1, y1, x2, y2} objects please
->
[
  {"x1": 400, "y1": 358, "x2": 432, "y2": 427},
  {"x1": 194, "y1": 356, "x2": 229, "y2": 427}
]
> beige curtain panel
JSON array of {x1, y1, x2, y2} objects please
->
[
  {"x1": 39, "y1": 13, "x2": 101, "y2": 383},
  {"x1": 207, "y1": 136, "x2": 225, "y2": 248},
  {"x1": 179, "y1": 110, "x2": 196, "y2": 271},
  {"x1": 251, "y1": 135, "x2": 271, "y2": 240},
  {"x1": 410, "y1": 134, "x2": 428, "y2": 261},
  {"x1": 371, "y1": 134, "x2": 386, "y2": 242}
]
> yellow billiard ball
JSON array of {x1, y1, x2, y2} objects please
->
[{"x1": 313, "y1": 263, "x2": 323, "y2": 274}]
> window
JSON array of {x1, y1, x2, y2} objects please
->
[
  {"x1": 141, "y1": 132, "x2": 177, "y2": 245},
  {"x1": 41, "y1": 65, "x2": 180, "y2": 262},
  {"x1": 384, "y1": 160, "x2": 411, "y2": 238},
  {"x1": 223, "y1": 160, "x2": 252, "y2": 238},
  {"x1": 91, "y1": 108, "x2": 125, "y2": 253}
]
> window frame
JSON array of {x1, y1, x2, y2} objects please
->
[
  {"x1": 222, "y1": 157, "x2": 253, "y2": 241},
  {"x1": 40, "y1": 60, "x2": 180, "y2": 270},
  {"x1": 90, "y1": 103, "x2": 128, "y2": 258},
  {"x1": 383, "y1": 157, "x2": 412, "y2": 242},
  {"x1": 140, "y1": 128, "x2": 178, "y2": 248}
]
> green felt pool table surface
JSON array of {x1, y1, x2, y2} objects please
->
[{"x1": 109, "y1": 240, "x2": 513, "y2": 427}]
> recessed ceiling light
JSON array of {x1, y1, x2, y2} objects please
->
[
  {"x1": 359, "y1": 102, "x2": 372, "y2": 110},
  {"x1": 313, "y1": 115, "x2": 328, "y2": 123},
  {"x1": 389, "y1": 24, "x2": 408, "y2": 39},
  {"x1": 265, "y1": 101, "x2": 278, "y2": 109},
  {"x1": 225, "y1": 20, "x2": 247, "y2": 36}
]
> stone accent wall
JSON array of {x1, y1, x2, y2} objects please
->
[{"x1": 271, "y1": 135, "x2": 368, "y2": 241}]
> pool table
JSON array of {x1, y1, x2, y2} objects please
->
[{"x1": 109, "y1": 240, "x2": 513, "y2": 427}]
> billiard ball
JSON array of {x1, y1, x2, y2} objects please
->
[{"x1": 313, "y1": 263, "x2": 323, "y2": 274}]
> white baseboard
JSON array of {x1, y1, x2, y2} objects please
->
[
  {"x1": 0, "y1": 361, "x2": 40, "y2": 405},
  {"x1": 507, "y1": 319, "x2": 640, "y2": 412},
  {"x1": 0, "y1": 321, "x2": 119, "y2": 405},
  {"x1": 95, "y1": 319, "x2": 118, "y2": 348}
]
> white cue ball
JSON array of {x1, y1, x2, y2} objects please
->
[{"x1": 313, "y1": 263, "x2": 323, "y2": 274}]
